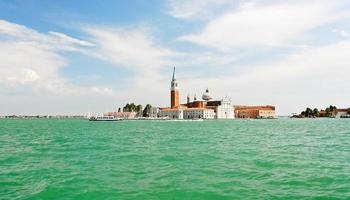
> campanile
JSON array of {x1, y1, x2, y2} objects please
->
[{"x1": 170, "y1": 67, "x2": 179, "y2": 108}]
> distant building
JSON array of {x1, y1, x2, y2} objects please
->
[
  {"x1": 183, "y1": 108, "x2": 215, "y2": 119},
  {"x1": 234, "y1": 105, "x2": 276, "y2": 119},
  {"x1": 159, "y1": 67, "x2": 235, "y2": 119},
  {"x1": 335, "y1": 109, "x2": 349, "y2": 118},
  {"x1": 319, "y1": 108, "x2": 349, "y2": 118},
  {"x1": 159, "y1": 108, "x2": 184, "y2": 119},
  {"x1": 216, "y1": 97, "x2": 235, "y2": 119},
  {"x1": 149, "y1": 107, "x2": 160, "y2": 118},
  {"x1": 104, "y1": 112, "x2": 137, "y2": 119}
]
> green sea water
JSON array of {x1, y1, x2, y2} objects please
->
[{"x1": 1, "y1": 119, "x2": 350, "y2": 199}]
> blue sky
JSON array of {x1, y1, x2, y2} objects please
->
[{"x1": 1, "y1": 0, "x2": 350, "y2": 115}]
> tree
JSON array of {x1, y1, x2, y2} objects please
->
[
  {"x1": 123, "y1": 103, "x2": 137, "y2": 112},
  {"x1": 323, "y1": 105, "x2": 337, "y2": 117},
  {"x1": 136, "y1": 104, "x2": 143, "y2": 117},
  {"x1": 130, "y1": 103, "x2": 137, "y2": 111},
  {"x1": 136, "y1": 105, "x2": 142, "y2": 112},
  {"x1": 329, "y1": 105, "x2": 337, "y2": 112},
  {"x1": 143, "y1": 104, "x2": 152, "y2": 117},
  {"x1": 123, "y1": 103, "x2": 130, "y2": 112},
  {"x1": 347, "y1": 108, "x2": 350, "y2": 115},
  {"x1": 300, "y1": 107, "x2": 322, "y2": 118},
  {"x1": 305, "y1": 107, "x2": 312, "y2": 117},
  {"x1": 313, "y1": 108, "x2": 320, "y2": 117},
  {"x1": 325, "y1": 108, "x2": 331, "y2": 117}
]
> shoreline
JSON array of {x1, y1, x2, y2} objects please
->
[{"x1": 2, "y1": 116, "x2": 350, "y2": 120}]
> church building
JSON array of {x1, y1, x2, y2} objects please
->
[{"x1": 159, "y1": 67, "x2": 235, "y2": 119}]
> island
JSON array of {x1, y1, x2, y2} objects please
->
[{"x1": 292, "y1": 105, "x2": 350, "y2": 118}]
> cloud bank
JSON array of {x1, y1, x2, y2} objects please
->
[{"x1": 179, "y1": 1, "x2": 350, "y2": 50}]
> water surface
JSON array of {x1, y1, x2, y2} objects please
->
[{"x1": 1, "y1": 119, "x2": 350, "y2": 199}]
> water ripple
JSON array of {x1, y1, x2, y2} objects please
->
[{"x1": 1, "y1": 119, "x2": 350, "y2": 199}]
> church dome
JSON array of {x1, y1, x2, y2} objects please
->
[{"x1": 202, "y1": 88, "x2": 212, "y2": 101}]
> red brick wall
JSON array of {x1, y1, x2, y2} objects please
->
[{"x1": 171, "y1": 90, "x2": 179, "y2": 108}]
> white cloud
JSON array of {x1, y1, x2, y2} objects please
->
[
  {"x1": 49, "y1": 31, "x2": 94, "y2": 47},
  {"x1": 332, "y1": 29, "x2": 350, "y2": 37},
  {"x1": 84, "y1": 26, "x2": 175, "y2": 72},
  {"x1": 0, "y1": 40, "x2": 70, "y2": 94},
  {"x1": 91, "y1": 87, "x2": 114, "y2": 96},
  {"x1": 166, "y1": 0, "x2": 235, "y2": 20},
  {"x1": 231, "y1": 40, "x2": 350, "y2": 85},
  {"x1": 0, "y1": 20, "x2": 96, "y2": 94},
  {"x1": 7, "y1": 68, "x2": 40, "y2": 83},
  {"x1": 0, "y1": 20, "x2": 122, "y2": 116},
  {"x1": 179, "y1": 1, "x2": 350, "y2": 51},
  {"x1": 0, "y1": 20, "x2": 93, "y2": 51},
  {"x1": 0, "y1": 20, "x2": 179, "y2": 114},
  {"x1": 82, "y1": 25, "x2": 180, "y2": 99}
]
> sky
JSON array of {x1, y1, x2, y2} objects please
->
[{"x1": 1, "y1": 0, "x2": 350, "y2": 115}]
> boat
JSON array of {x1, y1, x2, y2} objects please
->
[
  {"x1": 167, "y1": 118, "x2": 204, "y2": 122},
  {"x1": 89, "y1": 116, "x2": 123, "y2": 121},
  {"x1": 191, "y1": 118, "x2": 203, "y2": 121}
]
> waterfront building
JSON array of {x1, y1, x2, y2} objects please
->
[
  {"x1": 234, "y1": 105, "x2": 276, "y2": 119},
  {"x1": 319, "y1": 108, "x2": 349, "y2": 118},
  {"x1": 149, "y1": 107, "x2": 160, "y2": 118},
  {"x1": 159, "y1": 108, "x2": 183, "y2": 119},
  {"x1": 334, "y1": 109, "x2": 349, "y2": 118},
  {"x1": 183, "y1": 108, "x2": 215, "y2": 119},
  {"x1": 159, "y1": 67, "x2": 235, "y2": 119},
  {"x1": 104, "y1": 111, "x2": 137, "y2": 119},
  {"x1": 216, "y1": 97, "x2": 235, "y2": 119},
  {"x1": 318, "y1": 108, "x2": 349, "y2": 118}
]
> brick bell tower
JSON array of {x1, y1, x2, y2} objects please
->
[{"x1": 170, "y1": 67, "x2": 179, "y2": 108}]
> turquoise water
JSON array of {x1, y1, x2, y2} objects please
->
[{"x1": 1, "y1": 119, "x2": 350, "y2": 199}]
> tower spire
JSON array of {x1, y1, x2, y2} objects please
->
[{"x1": 172, "y1": 66, "x2": 176, "y2": 81}]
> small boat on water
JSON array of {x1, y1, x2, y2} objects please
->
[
  {"x1": 89, "y1": 116, "x2": 123, "y2": 121},
  {"x1": 168, "y1": 118, "x2": 204, "y2": 122}
]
